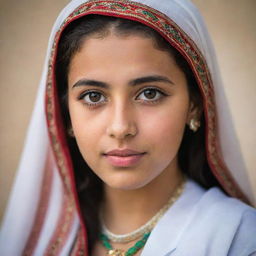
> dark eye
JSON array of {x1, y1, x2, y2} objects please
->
[
  {"x1": 136, "y1": 88, "x2": 164, "y2": 101},
  {"x1": 81, "y1": 91, "x2": 106, "y2": 104}
]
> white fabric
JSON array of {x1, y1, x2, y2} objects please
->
[
  {"x1": 139, "y1": 0, "x2": 254, "y2": 203},
  {"x1": 141, "y1": 180, "x2": 256, "y2": 256},
  {"x1": 33, "y1": 167, "x2": 64, "y2": 255},
  {"x1": 0, "y1": 0, "x2": 254, "y2": 255},
  {"x1": 53, "y1": 0, "x2": 254, "y2": 202},
  {"x1": 0, "y1": 69, "x2": 49, "y2": 254}
]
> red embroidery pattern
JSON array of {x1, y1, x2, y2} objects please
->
[
  {"x1": 61, "y1": 0, "x2": 248, "y2": 201},
  {"x1": 45, "y1": 193, "x2": 76, "y2": 255},
  {"x1": 70, "y1": 228, "x2": 86, "y2": 256},
  {"x1": 45, "y1": 0, "x2": 249, "y2": 254},
  {"x1": 23, "y1": 151, "x2": 54, "y2": 255},
  {"x1": 46, "y1": 53, "x2": 82, "y2": 254}
]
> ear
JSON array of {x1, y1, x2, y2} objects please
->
[{"x1": 186, "y1": 101, "x2": 203, "y2": 125}]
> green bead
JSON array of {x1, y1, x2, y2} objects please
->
[
  {"x1": 134, "y1": 240, "x2": 144, "y2": 248},
  {"x1": 101, "y1": 232, "x2": 151, "y2": 256},
  {"x1": 142, "y1": 233, "x2": 150, "y2": 241},
  {"x1": 103, "y1": 241, "x2": 112, "y2": 250},
  {"x1": 126, "y1": 247, "x2": 137, "y2": 256},
  {"x1": 100, "y1": 233, "x2": 113, "y2": 250}
]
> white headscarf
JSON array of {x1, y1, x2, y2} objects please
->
[{"x1": 1, "y1": 0, "x2": 254, "y2": 255}]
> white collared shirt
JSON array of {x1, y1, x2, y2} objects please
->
[{"x1": 141, "y1": 180, "x2": 256, "y2": 256}]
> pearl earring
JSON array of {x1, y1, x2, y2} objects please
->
[{"x1": 189, "y1": 119, "x2": 200, "y2": 132}]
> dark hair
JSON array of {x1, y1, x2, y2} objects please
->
[{"x1": 56, "y1": 15, "x2": 221, "y2": 253}]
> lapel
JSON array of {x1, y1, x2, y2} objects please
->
[{"x1": 141, "y1": 180, "x2": 205, "y2": 256}]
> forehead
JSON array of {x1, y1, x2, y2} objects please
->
[
  {"x1": 73, "y1": 33, "x2": 173, "y2": 60},
  {"x1": 68, "y1": 35, "x2": 179, "y2": 84}
]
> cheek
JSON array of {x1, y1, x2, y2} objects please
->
[
  {"x1": 71, "y1": 117, "x2": 102, "y2": 172},
  {"x1": 68, "y1": 104, "x2": 104, "y2": 157},
  {"x1": 140, "y1": 99, "x2": 189, "y2": 154},
  {"x1": 69, "y1": 97, "x2": 106, "y2": 136}
]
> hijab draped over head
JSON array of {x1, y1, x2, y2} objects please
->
[{"x1": 0, "y1": 0, "x2": 254, "y2": 255}]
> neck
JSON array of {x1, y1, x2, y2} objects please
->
[{"x1": 101, "y1": 163, "x2": 183, "y2": 234}]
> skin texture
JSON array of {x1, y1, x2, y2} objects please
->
[{"x1": 68, "y1": 33, "x2": 197, "y2": 254}]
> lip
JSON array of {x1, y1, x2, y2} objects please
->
[{"x1": 103, "y1": 149, "x2": 146, "y2": 167}]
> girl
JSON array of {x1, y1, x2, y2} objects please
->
[{"x1": 1, "y1": 0, "x2": 256, "y2": 255}]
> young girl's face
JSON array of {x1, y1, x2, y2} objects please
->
[{"x1": 68, "y1": 34, "x2": 192, "y2": 190}]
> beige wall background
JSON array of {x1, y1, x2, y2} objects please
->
[{"x1": 0, "y1": 0, "x2": 255, "y2": 220}]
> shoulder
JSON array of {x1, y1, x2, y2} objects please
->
[
  {"x1": 183, "y1": 179, "x2": 256, "y2": 217},
  {"x1": 195, "y1": 183, "x2": 255, "y2": 216},
  {"x1": 179, "y1": 181, "x2": 256, "y2": 255},
  {"x1": 196, "y1": 183, "x2": 256, "y2": 225},
  {"x1": 142, "y1": 180, "x2": 256, "y2": 256}
]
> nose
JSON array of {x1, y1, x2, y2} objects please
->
[{"x1": 106, "y1": 103, "x2": 137, "y2": 140}]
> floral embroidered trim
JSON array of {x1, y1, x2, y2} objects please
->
[
  {"x1": 57, "y1": 0, "x2": 247, "y2": 199},
  {"x1": 23, "y1": 151, "x2": 54, "y2": 255},
  {"x1": 70, "y1": 228, "x2": 86, "y2": 256},
  {"x1": 45, "y1": 193, "x2": 76, "y2": 255},
  {"x1": 45, "y1": 0, "x2": 249, "y2": 254}
]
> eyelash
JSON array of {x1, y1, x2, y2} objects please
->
[
  {"x1": 78, "y1": 87, "x2": 168, "y2": 108},
  {"x1": 136, "y1": 87, "x2": 168, "y2": 104},
  {"x1": 78, "y1": 89, "x2": 107, "y2": 108}
]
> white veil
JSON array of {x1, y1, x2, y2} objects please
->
[{"x1": 0, "y1": 0, "x2": 254, "y2": 255}]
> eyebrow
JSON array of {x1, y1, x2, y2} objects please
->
[
  {"x1": 72, "y1": 79, "x2": 108, "y2": 89},
  {"x1": 71, "y1": 75, "x2": 174, "y2": 89},
  {"x1": 129, "y1": 75, "x2": 174, "y2": 86}
]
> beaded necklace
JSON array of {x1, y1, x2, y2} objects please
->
[
  {"x1": 100, "y1": 179, "x2": 186, "y2": 255},
  {"x1": 100, "y1": 232, "x2": 150, "y2": 256}
]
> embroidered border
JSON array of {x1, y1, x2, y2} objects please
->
[
  {"x1": 66, "y1": 0, "x2": 247, "y2": 199},
  {"x1": 70, "y1": 228, "x2": 86, "y2": 256},
  {"x1": 45, "y1": 0, "x2": 249, "y2": 254},
  {"x1": 45, "y1": 192, "x2": 76, "y2": 255},
  {"x1": 45, "y1": 25, "x2": 85, "y2": 253},
  {"x1": 23, "y1": 150, "x2": 54, "y2": 256}
]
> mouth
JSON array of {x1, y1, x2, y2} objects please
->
[{"x1": 103, "y1": 149, "x2": 146, "y2": 167}]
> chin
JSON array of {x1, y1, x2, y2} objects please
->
[{"x1": 103, "y1": 175, "x2": 150, "y2": 191}]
